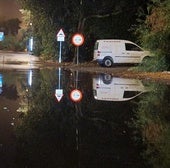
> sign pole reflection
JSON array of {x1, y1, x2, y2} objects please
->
[
  {"x1": 55, "y1": 68, "x2": 64, "y2": 102},
  {"x1": 70, "y1": 71, "x2": 83, "y2": 102},
  {"x1": 0, "y1": 74, "x2": 3, "y2": 94},
  {"x1": 70, "y1": 70, "x2": 83, "y2": 164}
]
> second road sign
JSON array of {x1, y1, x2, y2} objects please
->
[{"x1": 72, "y1": 33, "x2": 84, "y2": 46}]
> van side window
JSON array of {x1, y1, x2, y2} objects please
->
[
  {"x1": 125, "y1": 43, "x2": 142, "y2": 51},
  {"x1": 94, "y1": 42, "x2": 99, "y2": 50}
]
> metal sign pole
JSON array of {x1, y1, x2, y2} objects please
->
[
  {"x1": 71, "y1": 33, "x2": 84, "y2": 65},
  {"x1": 77, "y1": 47, "x2": 79, "y2": 65},
  {"x1": 76, "y1": 70, "x2": 79, "y2": 88}
]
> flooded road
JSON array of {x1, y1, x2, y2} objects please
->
[{"x1": 0, "y1": 68, "x2": 170, "y2": 168}]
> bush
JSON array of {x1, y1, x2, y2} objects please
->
[
  {"x1": 137, "y1": 54, "x2": 168, "y2": 72},
  {"x1": 0, "y1": 35, "x2": 25, "y2": 51},
  {"x1": 135, "y1": 0, "x2": 170, "y2": 71}
]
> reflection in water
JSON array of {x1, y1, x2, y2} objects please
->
[
  {"x1": 93, "y1": 73, "x2": 149, "y2": 101},
  {"x1": 0, "y1": 68, "x2": 169, "y2": 168},
  {"x1": 28, "y1": 69, "x2": 33, "y2": 87},
  {"x1": 0, "y1": 74, "x2": 3, "y2": 94},
  {"x1": 55, "y1": 67, "x2": 64, "y2": 102},
  {"x1": 16, "y1": 68, "x2": 83, "y2": 168},
  {"x1": 132, "y1": 83, "x2": 170, "y2": 168}
]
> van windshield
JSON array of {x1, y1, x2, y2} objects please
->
[{"x1": 94, "y1": 42, "x2": 99, "y2": 50}]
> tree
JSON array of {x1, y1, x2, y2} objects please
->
[{"x1": 0, "y1": 18, "x2": 21, "y2": 35}]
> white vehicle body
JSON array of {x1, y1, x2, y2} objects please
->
[
  {"x1": 93, "y1": 74, "x2": 148, "y2": 101},
  {"x1": 93, "y1": 39, "x2": 150, "y2": 67}
]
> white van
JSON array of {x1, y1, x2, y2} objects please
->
[{"x1": 93, "y1": 39, "x2": 150, "y2": 67}]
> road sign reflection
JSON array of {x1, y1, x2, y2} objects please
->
[
  {"x1": 55, "y1": 68, "x2": 64, "y2": 102},
  {"x1": 70, "y1": 71, "x2": 83, "y2": 103}
]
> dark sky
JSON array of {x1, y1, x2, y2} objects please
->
[{"x1": 0, "y1": 0, "x2": 21, "y2": 20}]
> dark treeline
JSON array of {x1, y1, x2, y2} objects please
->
[
  {"x1": 17, "y1": 0, "x2": 148, "y2": 61},
  {"x1": 17, "y1": 0, "x2": 170, "y2": 70},
  {"x1": 0, "y1": 18, "x2": 21, "y2": 35}
]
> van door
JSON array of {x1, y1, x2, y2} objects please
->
[{"x1": 124, "y1": 43, "x2": 144, "y2": 63}]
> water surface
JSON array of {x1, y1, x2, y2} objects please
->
[{"x1": 0, "y1": 68, "x2": 170, "y2": 168}]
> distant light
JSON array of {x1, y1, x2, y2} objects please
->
[{"x1": 0, "y1": 32, "x2": 4, "y2": 41}]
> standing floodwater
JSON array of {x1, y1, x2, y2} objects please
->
[{"x1": 0, "y1": 68, "x2": 170, "y2": 168}]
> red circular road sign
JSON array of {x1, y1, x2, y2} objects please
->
[
  {"x1": 72, "y1": 33, "x2": 84, "y2": 46},
  {"x1": 70, "y1": 89, "x2": 83, "y2": 102}
]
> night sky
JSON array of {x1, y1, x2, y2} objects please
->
[{"x1": 0, "y1": 0, "x2": 21, "y2": 20}]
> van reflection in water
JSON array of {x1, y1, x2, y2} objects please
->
[{"x1": 93, "y1": 73, "x2": 148, "y2": 101}]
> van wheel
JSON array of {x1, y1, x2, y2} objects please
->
[
  {"x1": 102, "y1": 74, "x2": 112, "y2": 84},
  {"x1": 103, "y1": 58, "x2": 113, "y2": 67},
  {"x1": 142, "y1": 56, "x2": 151, "y2": 64}
]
